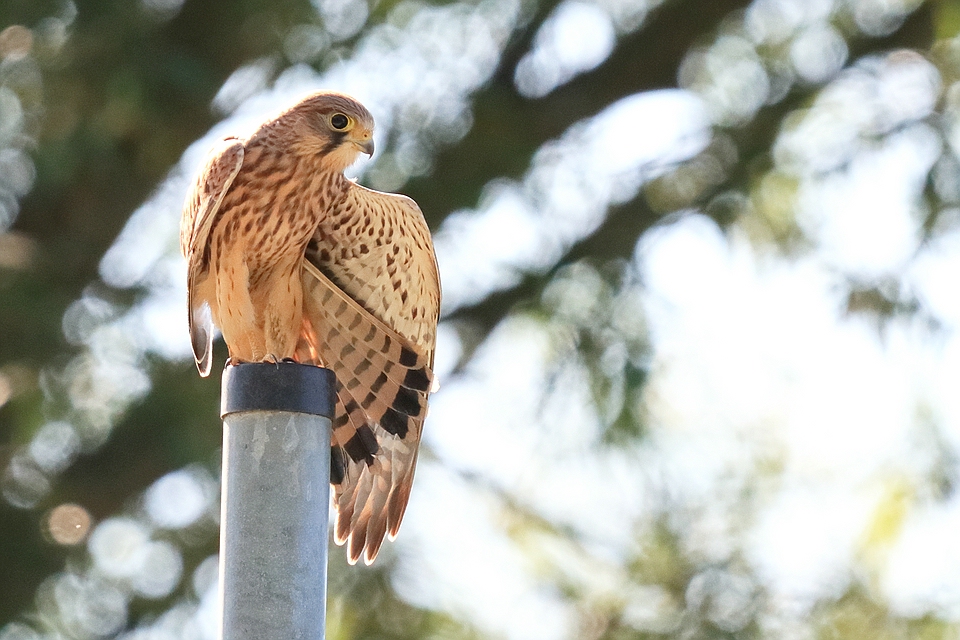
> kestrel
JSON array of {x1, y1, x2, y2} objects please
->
[{"x1": 180, "y1": 92, "x2": 441, "y2": 565}]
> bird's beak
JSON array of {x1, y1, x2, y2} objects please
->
[{"x1": 359, "y1": 139, "x2": 375, "y2": 157}]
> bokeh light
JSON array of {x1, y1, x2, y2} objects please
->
[
  {"x1": 514, "y1": 1, "x2": 616, "y2": 98},
  {"x1": 46, "y1": 503, "x2": 92, "y2": 545},
  {"x1": 144, "y1": 467, "x2": 217, "y2": 530}
]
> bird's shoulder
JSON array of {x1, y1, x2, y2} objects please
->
[
  {"x1": 344, "y1": 180, "x2": 421, "y2": 216},
  {"x1": 308, "y1": 181, "x2": 441, "y2": 352},
  {"x1": 180, "y1": 137, "x2": 245, "y2": 259},
  {"x1": 340, "y1": 182, "x2": 436, "y2": 263},
  {"x1": 342, "y1": 180, "x2": 440, "y2": 299}
]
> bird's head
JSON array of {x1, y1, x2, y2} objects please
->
[{"x1": 289, "y1": 92, "x2": 376, "y2": 172}]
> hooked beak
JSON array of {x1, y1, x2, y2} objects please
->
[{"x1": 358, "y1": 138, "x2": 375, "y2": 157}]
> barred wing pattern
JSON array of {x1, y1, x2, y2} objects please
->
[{"x1": 297, "y1": 182, "x2": 440, "y2": 565}]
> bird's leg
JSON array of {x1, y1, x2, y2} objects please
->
[{"x1": 258, "y1": 258, "x2": 305, "y2": 365}]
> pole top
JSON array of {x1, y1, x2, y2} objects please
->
[{"x1": 220, "y1": 362, "x2": 336, "y2": 419}]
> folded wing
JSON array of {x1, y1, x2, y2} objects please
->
[
  {"x1": 297, "y1": 182, "x2": 440, "y2": 565},
  {"x1": 180, "y1": 138, "x2": 245, "y2": 377}
]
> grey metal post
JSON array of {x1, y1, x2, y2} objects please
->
[{"x1": 219, "y1": 362, "x2": 336, "y2": 640}]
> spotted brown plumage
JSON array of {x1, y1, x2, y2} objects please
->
[{"x1": 180, "y1": 92, "x2": 441, "y2": 565}]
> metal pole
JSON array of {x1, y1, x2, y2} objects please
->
[{"x1": 219, "y1": 362, "x2": 335, "y2": 640}]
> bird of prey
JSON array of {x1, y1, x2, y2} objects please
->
[{"x1": 180, "y1": 92, "x2": 441, "y2": 565}]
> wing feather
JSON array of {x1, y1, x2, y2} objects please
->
[
  {"x1": 180, "y1": 138, "x2": 244, "y2": 376},
  {"x1": 298, "y1": 183, "x2": 440, "y2": 565}
]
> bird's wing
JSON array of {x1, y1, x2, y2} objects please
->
[
  {"x1": 297, "y1": 183, "x2": 440, "y2": 565},
  {"x1": 180, "y1": 137, "x2": 245, "y2": 377}
]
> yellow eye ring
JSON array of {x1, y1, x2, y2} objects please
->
[{"x1": 330, "y1": 113, "x2": 350, "y2": 130}]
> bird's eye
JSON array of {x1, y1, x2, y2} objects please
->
[{"x1": 331, "y1": 113, "x2": 349, "y2": 130}]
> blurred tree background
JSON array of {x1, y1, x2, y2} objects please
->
[{"x1": 2, "y1": 0, "x2": 960, "y2": 637}]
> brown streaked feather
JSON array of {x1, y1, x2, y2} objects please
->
[
  {"x1": 309, "y1": 181, "x2": 441, "y2": 352},
  {"x1": 297, "y1": 179, "x2": 440, "y2": 565},
  {"x1": 297, "y1": 260, "x2": 435, "y2": 565},
  {"x1": 180, "y1": 93, "x2": 438, "y2": 567},
  {"x1": 297, "y1": 271, "x2": 432, "y2": 441},
  {"x1": 181, "y1": 93, "x2": 376, "y2": 378},
  {"x1": 385, "y1": 457, "x2": 417, "y2": 537},
  {"x1": 180, "y1": 138, "x2": 245, "y2": 376}
]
